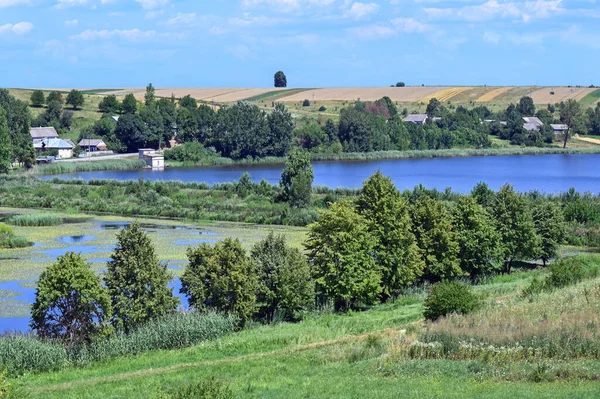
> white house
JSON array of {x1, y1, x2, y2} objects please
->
[
  {"x1": 79, "y1": 139, "x2": 108, "y2": 152},
  {"x1": 33, "y1": 138, "x2": 74, "y2": 159}
]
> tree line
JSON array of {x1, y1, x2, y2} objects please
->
[{"x1": 0, "y1": 89, "x2": 36, "y2": 172}]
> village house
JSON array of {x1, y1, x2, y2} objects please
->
[
  {"x1": 78, "y1": 139, "x2": 108, "y2": 152},
  {"x1": 404, "y1": 114, "x2": 428, "y2": 125},
  {"x1": 522, "y1": 117, "x2": 544, "y2": 132},
  {"x1": 551, "y1": 124, "x2": 569, "y2": 135},
  {"x1": 30, "y1": 126, "x2": 58, "y2": 141},
  {"x1": 33, "y1": 138, "x2": 74, "y2": 159}
]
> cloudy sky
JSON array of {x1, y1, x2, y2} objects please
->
[{"x1": 0, "y1": 0, "x2": 598, "y2": 88}]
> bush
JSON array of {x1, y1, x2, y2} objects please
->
[
  {"x1": 164, "y1": 142, "x2": 220, "y2": 164},
  {"x1": 0, "y1": 223, "x2": 29, "y2": 249},
  {"x1": 318, "y1": 106, "x2": 327, "y2": 112},
  {"x1": 302, "y1": 99, "x2": 310, "y2": 107},
  {"x1": 156, "y1": 378, "x2": 234, "y2": 399},
  {"x1": 423, "y1": 281, "x2": 478, "y2": 321},
  {"x1": 547, "y1": 256, "x2": 600, "y2": 289}
]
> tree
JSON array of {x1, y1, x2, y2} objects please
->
[
  {"x1": 490, "y1": 184, "x2": 539, "y2": 273},
  {"x1": 375, "y1": 96, "x2": 398, "y2": 118},
  {"x1": 305, "y1": 201, "x2": 380, "y2": 311},
  {"x1": 266, "y1": 103, "x2": 294, "y2": 156},
  {"x1": 212, "y1": 102, "x2": 270, "y2": 159},
  {"x1": 533, "y1": 201, "x2": 565, "y2": 266},
  {"x1": 105, "y1": 222, "x2": 177, "y2": 332},
  {"x1": 60, "y1": 110, "x2": 74, "y2": 129},
  {"x1": 176, "y1": 107, "x2": 199, "y2": 142},
  {"x1": 274, "y1": 71, "x2": 287, "y2": 88},
  {"x1": 140, "y1": 103, "x2": 165, "y2": 148},
  {"x1": 98, "y1": 95, "x2": 121, "y2": 114},
  {"x1": 411, "y1": 196, "x2": 462, "y2": 281},
  {"x1": 471, "y1": 182, "x2": 495, "y2": 208},
  {"x1": 30, "y1": 252, "x2": 111, "y2": 350},
  {"x1": 0, "y1": 89, "x2": 35, "y2": 168},
  {"x1": 0, "y1": 109, "x2": 11, "y2": 174},
  {"x1": 396, "y1": 82, "x2": 406, "y2": 87},
  {"x1": 181, "y1": 238, "x2": 256, "y2": 325},
  {"x1": 426, "y1": 98, "x2": 444, "y2": 118},
  {"x1": 121, "y1": 93, "x2": 138, "y2": 114},
  {"x1": 144, "y1": 83, "x2": 155, "y2": 106},
  {"x1": 559, "y1": 99, "x2": 582, "y2": 148},
  {"x1": 452, "y1": 197, "x2": 502, "y2": 278},
  {"x1": 114, "y1": 113, "x2": 149, "y2": 152},
  {"x1": 44, "y1": 100, "x2": 63, "y2": 123},
  {"x1": 517, "y1": 96, "x2": 536, "y2": 116},
  {"x1": 280, "y1": 147, "x2": 313, "y2": 207},
  {"x1": 179, "y1": 95, "x2": 197, "y2": 110},
  {"x1": 302, "y1": 99, "x2": 310, "y2": 107},
  {"x1": 30, "y1": 90, "x2": 45, "y2": 108},
  {"x1": 66, "y1": 89, "x2": 84, "y2": 110},
  {"x1": 251, "y1": 233, "x2": 314, "y2": 321},
  {"x1": 587, "y1": 103, "x2": 600, "y2": 136},
  {"x1": 196, "y1": 104, "x2": 215, "y2": 143},
  {"x1": 356, "y1": 171, "x2": 423, "y2": 298},
  {"x1": 46, "y1": 91, "x2": 64, "y2": 104}
]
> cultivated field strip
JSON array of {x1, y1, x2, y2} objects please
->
[
  {"x1": 277, "y1": 87, "x2": 444, "y2": 102},
  {"x1": 475, "y1": 87, "x2": 514, "y2": 102},
  {"x1": 420, "y1": 87, "x2": 473, "y2": 103},
  {"x1": 529, "y1": 87, "x2": 596, "y2": 104}
]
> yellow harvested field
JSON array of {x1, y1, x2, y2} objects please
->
[
  {"x1": 420, "y1": 87, "x2": 473, "y2": 103},
  {"x1": 277, "y1": 87, "x2": 443, "y2": 102},
  {"x1": 529, "y1": 87, "x2": 596, "y2": 103},
  {"x1": 475, "y1": 87, "x2": 514, "y2": 102},
  {"x1": 101, "y1": 88, "x2": 287, "y2": 102}
]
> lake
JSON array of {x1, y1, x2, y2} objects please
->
[{"x1": 45, "y1": 154, "x2": 600, "y2": 193}]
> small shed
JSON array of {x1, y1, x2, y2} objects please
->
[
  {"x1": 551, "y1": 124, "x2": 569, "y2": 135},
  {"x1": 30, "y1": 127, "x2": 59, "y2": 141},
  {"x1": 144, "y1": 153, "x2": 164, "y2": 169},
  {"x1": 138, "y1": 148, "x2": 156, "y2": 159},
  {"x1": 404, "y1": 114, "x2": 428, "y2": 125},
  {"x1": 79, "y1": 139, "x2": 108, "y2": 152}
]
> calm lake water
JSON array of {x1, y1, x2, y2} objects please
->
[{"x1": 45, "y1": 154, "x2": 600, "y2": 193}]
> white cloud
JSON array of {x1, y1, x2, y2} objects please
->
[
  {"x1": 70, "y1": 28, "x2": 157, "y2": 41},
  {"x1": 483, "y1": 31, "x2": 500, "y2": 44},
  {"x1": 225, "y1": 44, "x2": 251, "y2": 59},
  {"x1": 135, "y1": 0, "x2": 169, "y2": 9},
  {"x1": 166, "y1": 12, "x2": 196, "y2": 26},
  {"x1": 0, "y1": 0, "x2": 30, "y2": 7},
  {"x1": 347, "y1": 24, "x2": 395, "y2": 39},
  {"x1": 229, "y1": 13, "x2": 289, "y2": 26},
  {"x1": 345, "y1": 2, "x2": 379, "y2": 19},
  {"x1": 65, "y1": 19, "x2": 79, "y2": 26},
  {"x1": 391, "y1": 17, "x2": 430, "y2": 33},
  {"x1": 0, "y1": 21, "x2": 33, "y2": 35},
  {"x1": 243, "y1": 0, "x2": 337, "y2": 13},
  {"x1": 55, "y1": 0, "x2": 89, "y2": 8},
  {"x1": 424, "y1": 0, "x2": 564, "y2": 23}
]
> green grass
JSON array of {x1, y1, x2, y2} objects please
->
[
  {"x1": 580, "y1": 89, "x2": 600, "y2": 108},
  {"x1": 244, "y1": 88, "x2": 313, "y2": 102},
  {"x1": 32, "y1": 159, "x2": 145, "y2": 175},
  {"x1": 7, "y1": 214, "x2": 63, "y2": 227}
]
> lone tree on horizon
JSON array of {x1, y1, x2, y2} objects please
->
[{"x1": 274, "y1": 71, "x2": 287, "y2": 88}]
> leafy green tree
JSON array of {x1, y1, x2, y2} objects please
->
[
  {"x1": 517, "y1": 96, "x2": 536, "y2": 116},
  {"x1": 46, "y1": 91, "x2": 64, "y2": 104},
  {"x1": 452, "y1": 197, "x2": 502, "y2": 278},
  {"x1": 490, "y1": 184, "x2": 539, "y2": 273},
  {"x1": 115, "y1": 114, "x2": 150, "y2": 152},
  {"x1": 145, "y1": 83, "x2": 155, "y2": 106},
  {"x1": 375, "y1": 96, "x2": 398, "y2": 118},
  {"x1": 356, "y1": 171, "x2": 423, "y2": 298},
  {"x1": 274, "y1": 71, "x2": 287, "y2": 88},
  {"x1": 60, "y1": 110, "x2": 74, "y2": 129},
  {"x1": 587, "y1": 103, "x2": 600, "y2": 136},
  {"x1": 121, "y1": 93, "x2": 138, "y2": 114},
  {"x1": 251, "y1": 233, "x2": 314, "y2": 321},
  {"x1": 280, "y1": 147, "x2": 313, "y2": 208},
  {"x1": 140, "y1": 103, "x2": 165, "y2": 148},
  {"x1": 0, "y1": 89, "x2": 35, "y2": 168},
  {"x1": 179, "y1": 95, "x2": 197, "y2": 111},
  {"x1": 181, "y1": 238, "x2": 257, "y2": 325},
  {"x1": 0, "y1": 109, "x2": 12, "y2": 174},
  {"x1": 157, "y1": 97, "x2": 178, "y2": 143},
  {"x1": 176, "y1": 107, "x2": 199, "y2": 143},
  {"x1": 426, "y1": 98, "x2": 444, "y2": 118},
  {"x1": 559, "y1": 99, "x2": 582, "y2": 148},
  {"x1": 396, "y1": 82, "x2": 405, "y2": 87},
  {"x1": 30, "y1": 90, "x2": 45, "y2": 107},
  {"x1": 105, "y1": 222, "x2": 177, "y2": 332},
  {"x1": 423, "y1": 281, "x2": 478, "y2": 321},
  {"x1": 411, "y1": 196, "x2": 462, "y2": 281},
  {"x1": 305, "y1": 201, "x2": 380, "y2": 311},
  {"x1": 471, "y1": 182, "x2": 495, "y2": 208},
  {"x1": 30, "y1": 252, "x2": 111, "y2": 350},
  {"x1": 196, "y1": 104, "x2": 215, "y2": 143},
  {"x1": 66, "y1": 89, "x2": 84, "y2": 110},
  {"x1": 98, "y1": 95, "x2": 121, "y2": 114},
  {"x1": 296, "y1": 122, "x2": 327, "y2": 150},
  {"x1": 213, "y1": 102, "x2": 270, "y2": 159},
  {"x1": 267, "y1": 103, "x2": 294, "y2": 156},
  {"x1": 532, "y1": 201, "x2": 565, "y2": 266},
  {"x1": 44, "y1": 100, "x2": 63, "y2": 123}
]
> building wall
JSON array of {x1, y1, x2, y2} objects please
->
[{"x1": 58, "y1": 149, "x2": 73, "y2": 159}]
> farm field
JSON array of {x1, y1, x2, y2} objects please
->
[
  {"x1": 12, "y1": 254, "x2": 600, "y2": 398},
  {"x1": 529, "y1": 87, "x2": 596, "y2": 104},
  {"x1": 475, "y1": 87, "x2": 514, "y2": 102},
  {"x1": 276, "y1": 86, "x2": 444, "y2": 102}
]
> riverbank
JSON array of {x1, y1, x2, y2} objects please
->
[{"x1": 31, "y1": 159, "x2": 146, "y2": 175}]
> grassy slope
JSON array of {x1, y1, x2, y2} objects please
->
[
  {"x1": 16, "y1": 268, "x2": 600, "y2": 398},
  {"x1": 580, "y1": 89, "x2": 600, "y2": 108}
]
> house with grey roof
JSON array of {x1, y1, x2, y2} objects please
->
[
  {"x1": 522, "y1": 117, "x2": 544, "y2": 132},
  {"x1": 30, "y1": 127, "x2": 59, "y2": 140},
  {"x1": 79, "y1": 139, "x2": 108, "y2": 152},
  {"x1": 551, "y1": 124, "x2": 569, "y2": 135},
  {"x1": 404, "y1": 114, "x2": 428, "y2": 125},
  {"x1": 33, "y1": 138, "x2": 74, "y2": 159}
]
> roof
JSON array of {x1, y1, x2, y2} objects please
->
[
  {"x1": 33, "y1": 138, "x2": 74, "y2": 150},
  {"x1": 30, "y1": 127, "x2": 58, "y2": 139},
  {"x1": 404, "y1": 114, "x2": 428, "y2": 123},
  {"x1": 79, "y1": 139, "x2": 106, "y2": 146},
  {"x1": 551, "y1": 124, "x2": 569, "y2": 131},
  {"x1": 111, "y1": 116, "x2": 119, "y2": 122},
  {"x1": 522, "y1": 117, "x2": 544, "y2": 126}
]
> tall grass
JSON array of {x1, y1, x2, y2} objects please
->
[
  {"x1": 33, "y1": 159, "x2": 146, "y2": 175},
  {"x1": 0, "y1": 312, "x2": 237, "y2": 376},
  {"x1": 7, "y1": 214, "x2": 62, "y2": 227}
]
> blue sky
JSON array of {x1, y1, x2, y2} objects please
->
[{"x1": 0, "y1": 0, "x2": 599, "y2": 88}]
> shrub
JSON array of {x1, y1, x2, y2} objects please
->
[
  {"x1": 423, "y1": 281, "x2": 478, "y2": 321},
  {"x1": 547, "y1": 256, "x2": 600, "y2": 289},
  {"x1": 318, "y1": 106, "x2": 327, "y2": 112},
  {"x1": 156, "y1": 378, "x2": 234, "y2": 399},
  {"x1": 302, "y1": 99, "x2": 310, "y2": 107},
  {"x1": 0, "y1": 224, "x2": 29, "y2": 249}
]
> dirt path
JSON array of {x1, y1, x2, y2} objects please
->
[
  {"x1": 574, "y1": 136, "x2": 600, "y2": 145},
  {"x1": 32, "y1": 327, "x2": 408, "y2": 393}
]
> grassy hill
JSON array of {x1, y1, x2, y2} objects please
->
[{"x1": 12, "y1": 255, "x2": 600, "y2": 398}]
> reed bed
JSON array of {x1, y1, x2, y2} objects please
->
[
  {"x1": 7, "y1": 214, "x2": 62, "y2": 227},
  {"x1": 32, "y1": 159, "x2": 146, "y2": 175}
]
